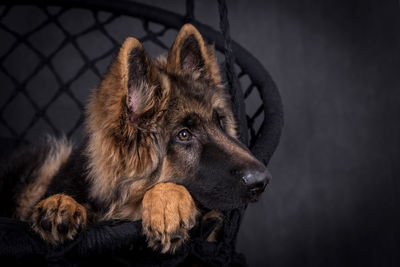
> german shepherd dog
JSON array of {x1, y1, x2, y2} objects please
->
[{"x1": 0, "y1": 24, "x2": 271, "y2": 253}]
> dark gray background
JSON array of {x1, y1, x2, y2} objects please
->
[{"x1": 1, "y1": 0, "x2": 400, "y2": 266}]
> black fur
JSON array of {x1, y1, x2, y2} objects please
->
[
  {"x1": 180, "y1": 34, "x2": 205, "y2": 72},
  {"x1": 0, "y1": 141, "x2": 50, "y2": 217}
]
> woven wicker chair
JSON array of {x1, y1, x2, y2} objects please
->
[{"x1": 0, "y1": 0, "x2": 283, "y2": 265}]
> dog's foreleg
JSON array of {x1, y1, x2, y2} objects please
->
[{"x1": 141, "y1": 182, "x2": 199, "y2": 253}]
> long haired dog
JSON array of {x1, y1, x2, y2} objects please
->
[{"x1": 0, "y1": 24, "x2": 271, "y2": 253}]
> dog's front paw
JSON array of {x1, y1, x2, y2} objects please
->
[
  {"x1": 142, "y1": 182, "x2": 198, "y2": 253},
  {"x1": 31, "y1": 194, "x2": 87, "y2": 244}
]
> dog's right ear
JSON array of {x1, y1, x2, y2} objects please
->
[
  {"x1": 89, "y1": 38, "x2": 161, "y2": 135},
  {"x1": 117, "y1": 38, "x2": 157, "y2": 124}
]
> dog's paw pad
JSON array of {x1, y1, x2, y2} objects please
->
[
  {"x1": 31, "y1": 194, "x2": 87, "y2": 244},
  {"x1": 142, "y1": 183, "x2": 198, "y2": 253}
]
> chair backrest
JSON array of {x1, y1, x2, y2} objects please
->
[{"x1": 0, "y1": 0, "x2": 283, "y2": 165}]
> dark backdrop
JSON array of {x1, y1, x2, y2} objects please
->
[
  {"x1": 225, "y1": 1, "x2": 400, "y2": 266},
  {"x1": 1, "y1": 0, "x2": 399, "y2": 266}
]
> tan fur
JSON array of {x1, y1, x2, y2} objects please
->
[
  {"x1": 211, "y1": 92, "x2": 238, "y2": 138},
  {"x1": 31, "y1": 194, "x2": 87, "y2": 244},
  {"x1": 82, "y1": 24, "x2": 236, "y2": 253},
  {"x1": 85, "y1": 38, "x2": 170, "y2": 213},
  {"x1": 15, "y1": 137, "x2": 72, "y2": 221},
  {"x1": 102, "y1": 179, "x2": 147, "y2": 221},
  {"x1": 142, "y1": 182, "x2": 199, "y2": 253}
]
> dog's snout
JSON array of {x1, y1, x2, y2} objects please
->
[{"x1": 240, "y1": 168, "x2": 271, "y2": 196}]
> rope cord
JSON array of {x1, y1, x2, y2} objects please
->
[
  {"x1": 217, "y1": 0, "x2": 249, "y2": 144},
  {"x1": 185, "y1": 0, "x2": 195, "y2": 23},
  {"x1": 217, "y1": 0, "x2": 236, "y2": 96},
  {"x1": 216, "y1": 0, "x2": 248, "y2": 251}
]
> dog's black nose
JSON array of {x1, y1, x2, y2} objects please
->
[{"x1": 241, "y1": 168, "x2": 271, "y2": 196}]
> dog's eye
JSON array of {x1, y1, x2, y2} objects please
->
[{"x1": 177, "y1": 129, "x2": 192, "y2": 142}]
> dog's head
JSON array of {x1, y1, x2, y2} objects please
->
[{"x1": 87, "y1": 24, "x2": 271, "y2": 211}]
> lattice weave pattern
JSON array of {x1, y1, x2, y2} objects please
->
[{"x1": 0, "y1": 5, "x2": 264, "y2": 146}]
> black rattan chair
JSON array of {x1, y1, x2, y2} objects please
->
[{"x1": 0, "y1": 0, "x2": 283, "y2": 266}]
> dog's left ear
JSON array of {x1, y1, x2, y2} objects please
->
[{"x1": 167, "y1": 24, "x2": 221, "y2": 83}]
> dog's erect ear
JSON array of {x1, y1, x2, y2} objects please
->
[
  {"x1": 167, "y1": 24, "x2": 221, "y2": 83},
  {"x1": 117, "y1": 38, "x2": 157, "y2": 124}
]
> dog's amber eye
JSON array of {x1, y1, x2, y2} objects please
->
[{"x1": 177, "y1": 129, "x2": 192, "y2": 142}]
